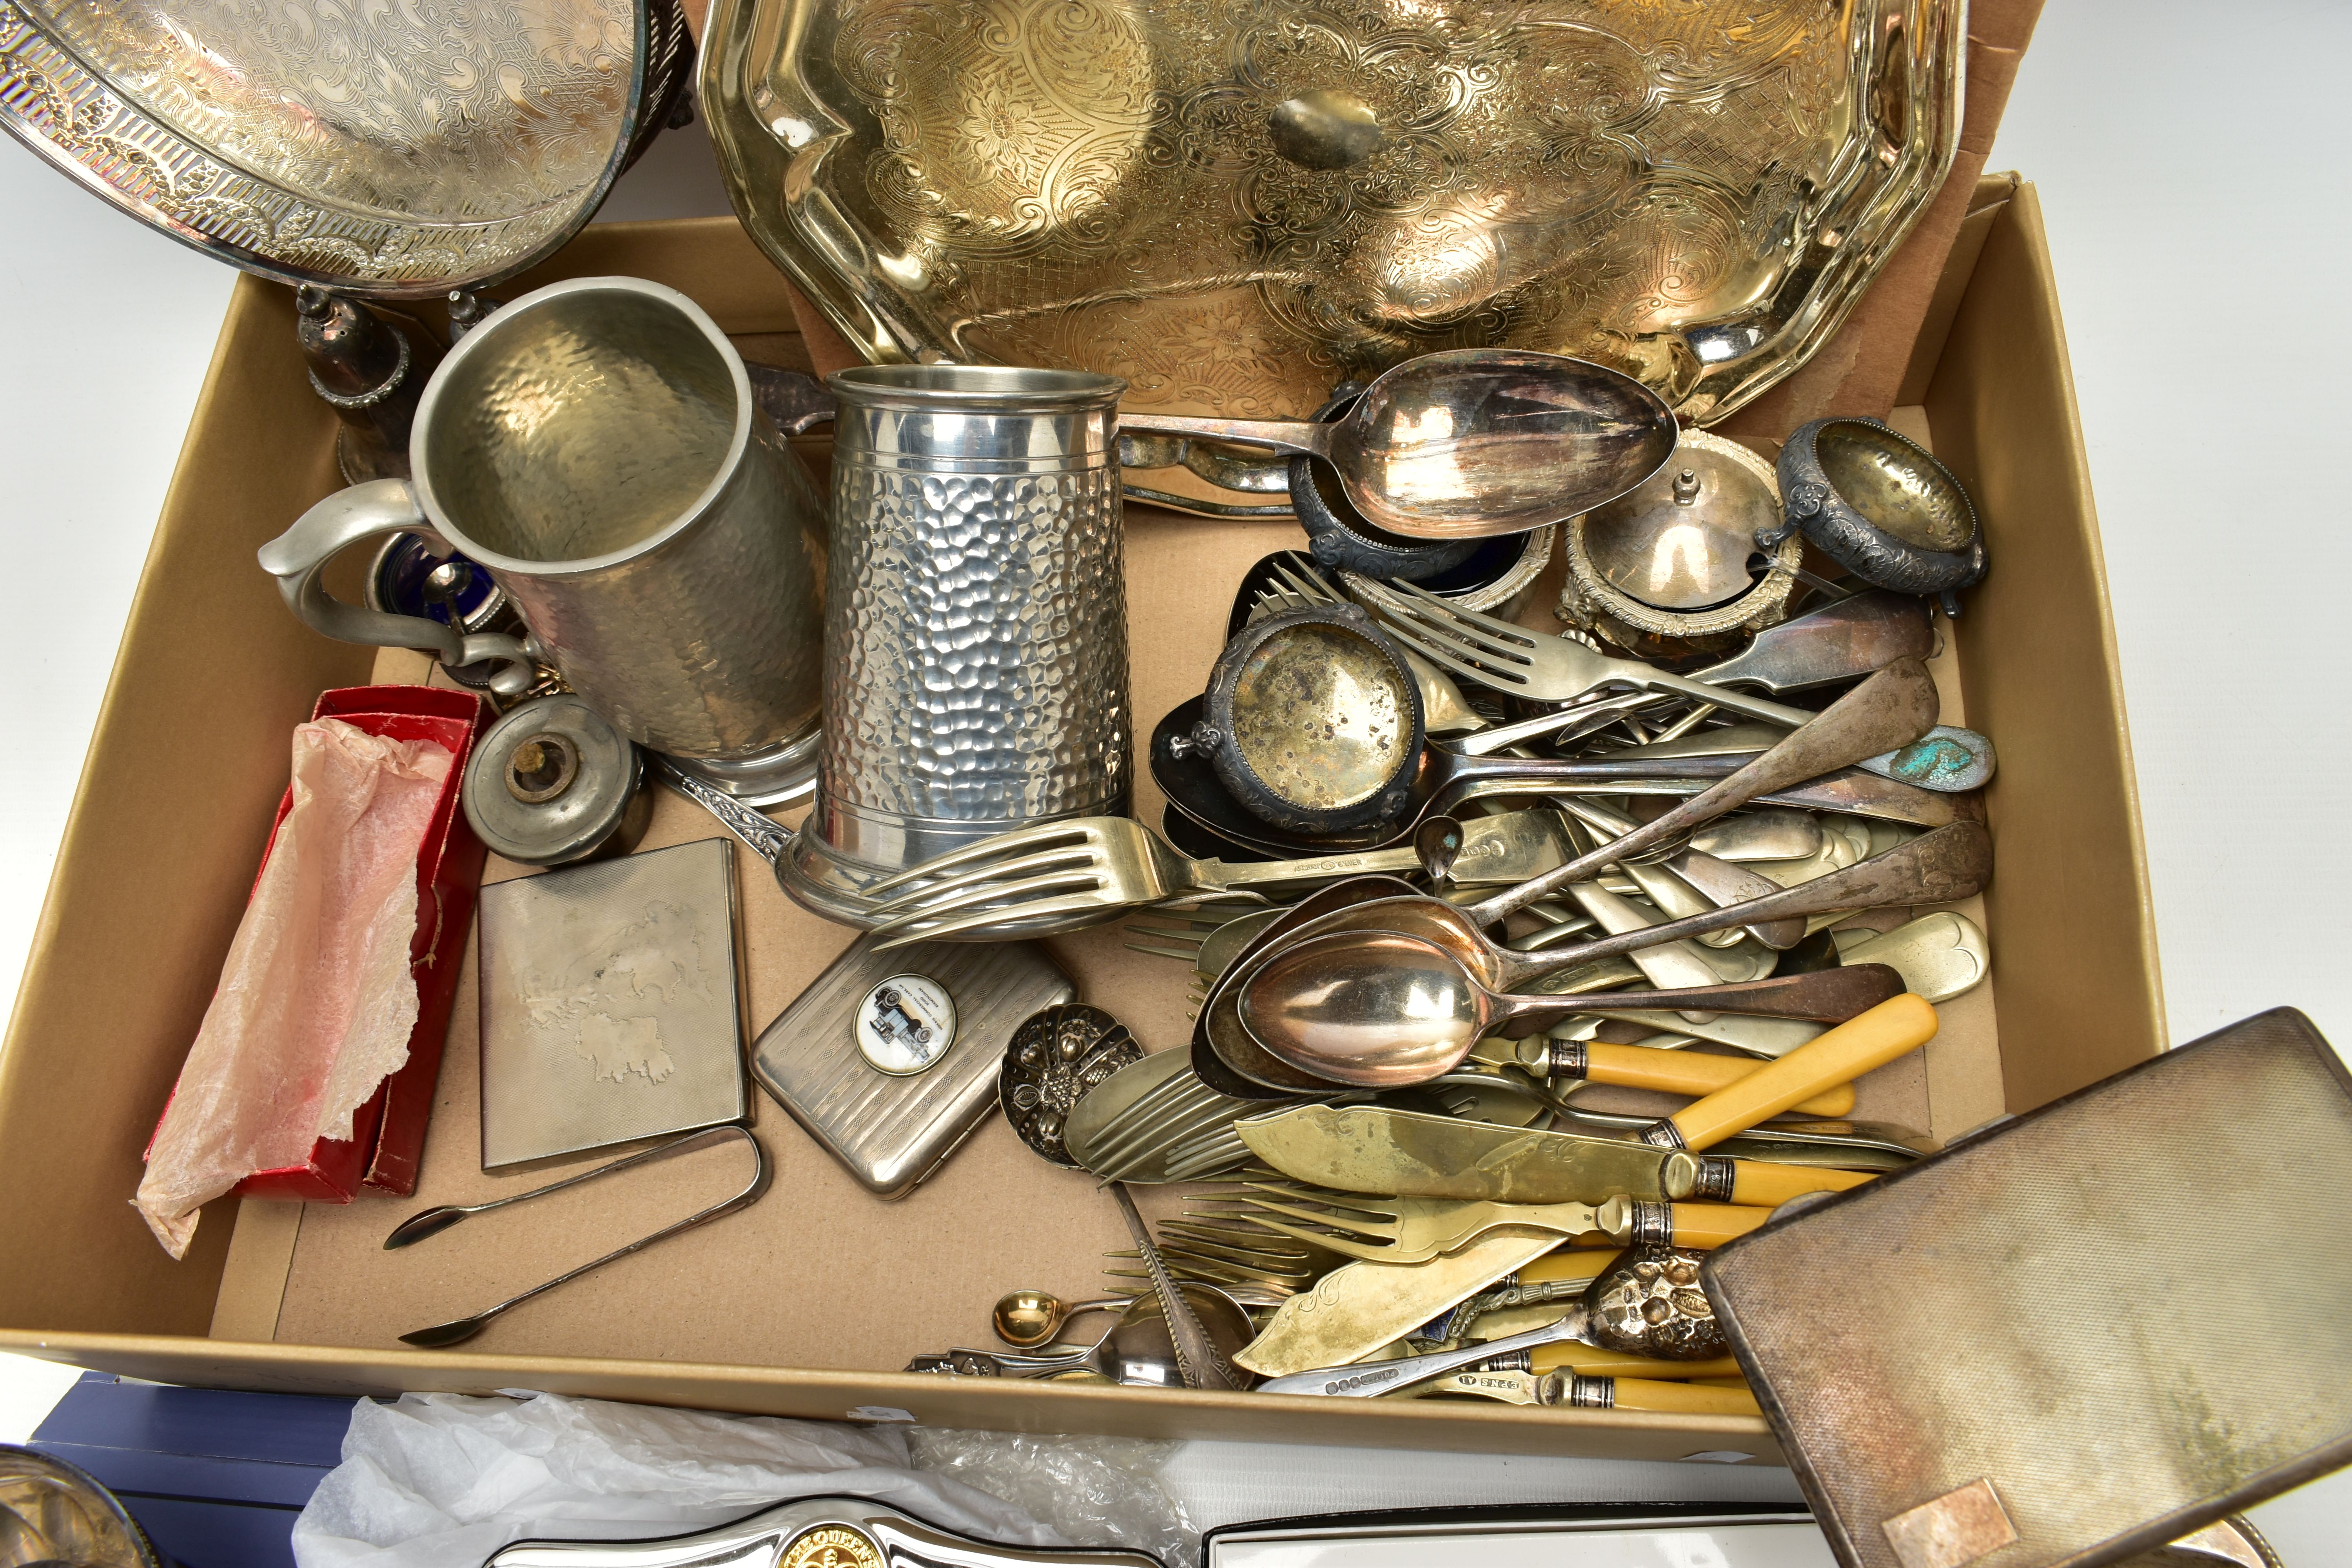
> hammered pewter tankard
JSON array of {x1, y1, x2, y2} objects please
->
[
  {"x1": 781, "y1": 365, "x2": 1131, "y2": 929},
  {"x1": 260, "y1": 277, "x2": 829, "y2": 799}
]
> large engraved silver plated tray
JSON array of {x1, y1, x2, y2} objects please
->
[
  {"x1": 0, "y1": 0, "x2": 687, "y2": 296},
  {"x1": 704, "y1": 0, "x2": 1962, "y2": 423}
]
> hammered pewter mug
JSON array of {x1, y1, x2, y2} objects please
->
[
  {"x1": 260, "y1": 277, "x2": 828, "y2": 775},
  {"x1": 781, "y1": 365, "x2": 1131, "y2": 928}
]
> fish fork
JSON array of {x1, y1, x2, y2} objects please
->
[
  {"x1": 1351, "y1": 575, "x2": 1823, "y2": 728},
  {"x1": 1196, "y1": 1183, "x2": 1769, "y2": 1265}
]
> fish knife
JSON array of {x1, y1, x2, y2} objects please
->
[{"x1": 1238, "y1": 1104, "x2": 1874, "y2": 1207}]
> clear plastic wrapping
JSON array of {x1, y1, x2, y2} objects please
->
[
  {"x1": 907, "y1": 1426, "x2": 1198, "y2": 1567},
  {"x1": 292, "y1": 1392, "x2": 1113, "y2": 1568}
]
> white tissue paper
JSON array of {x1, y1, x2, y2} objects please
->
[
  {"x1": 290, "y1": 1392, "x2": 1077, "y2": 1568},
  {"x1": 135, "y1": 718, "x2": 453, "y2": 1256}
]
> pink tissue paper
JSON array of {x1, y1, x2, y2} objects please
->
[{"x1": 136, "y1": 718, "x2": 454, "y2": 1257}]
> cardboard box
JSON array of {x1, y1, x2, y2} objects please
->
[{"x1": 0, "y1": 152, "x2": 2163, "y2": 1464}]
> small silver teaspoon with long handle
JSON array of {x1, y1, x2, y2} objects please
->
[
  {"x1": 1110, "y1": 1181, "x2": 1240, "y2": 1391},
  {"x1": 391, "y1": 1125, "x2": 770, "y2": 1348}
]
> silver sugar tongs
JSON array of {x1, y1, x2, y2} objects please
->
[{"x1": 387, "y1": 1124, "x2": 769, "y2": 1348}]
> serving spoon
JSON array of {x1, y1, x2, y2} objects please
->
[
  {"x1": 1240, "y1": 931, "x2": 1905, "y2": 1088},
  {"x1": 1120, "y1": 349, "x2": 1678, "y2": 541},
  {"x1": 1191, "y1": 876, "x2": 1428, "y2": 1102}
]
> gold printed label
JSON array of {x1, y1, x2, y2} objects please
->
[{"x1": 782, "y1": 1523, "x2": 884, "y2": 1568}]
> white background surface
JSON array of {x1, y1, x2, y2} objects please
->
[{"x1": 0, "y1": 2, "x2": 2346, "y2": 1558}]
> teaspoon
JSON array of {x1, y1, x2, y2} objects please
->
[
  {"x1": 911, "y1": 1285, "x2": 1258, "y2": 1387},
  {"x1": 993, "y1": 1285, "x2": 1286, "y2": 1350}
]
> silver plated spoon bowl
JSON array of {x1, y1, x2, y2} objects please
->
[
  {"x1": 1241, "y1": 932, "x2": 1904, "y2": 1089},
  {"x1": 1123, "y1": 350, "x2": 1678, "y2": 541}
]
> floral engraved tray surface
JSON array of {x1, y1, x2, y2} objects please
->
[{"x1": 704, "y1": 0, "x2": 1962, "y2": 422}]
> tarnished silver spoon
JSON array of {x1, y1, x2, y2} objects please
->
[
  {"x1": 911, "y1": 1285, "x2": 1258, "y2": 1387},
  {"x1": 992, "y1": 1284, "x2": 1287, "y2": 1349},
  {"x1": 1122, "y1": 349, "x2": 1677, "y2": 541},
  {"x1": 1240, "y1": 931, "x2": 1904, "y2": 1089}
]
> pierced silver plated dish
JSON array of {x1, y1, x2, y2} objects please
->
[{"x1": 0, "y1": 0, "x2": 690, "y2": 296}]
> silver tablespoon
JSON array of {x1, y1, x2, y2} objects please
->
[
  {"x1": 1239, "y1": 930, "x2": 1903, "y2": 1089},
  {"x1": 1122, "y1": 349, "x2": 1677, "y2": 541}
]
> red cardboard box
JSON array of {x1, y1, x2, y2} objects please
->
[{"x1": 156, "y1": 685, "x2": 488, "y2": 1203}]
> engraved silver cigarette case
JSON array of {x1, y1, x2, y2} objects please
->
[{"x1": 477, "y1": 838, "x2": 748, "y2": 1170}]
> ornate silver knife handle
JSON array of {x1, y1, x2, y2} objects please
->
[{"x1": 650, "y1": 755, "x2": 794, "y2": 866}]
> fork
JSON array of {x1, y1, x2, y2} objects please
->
[
  {"x1": 1107, "y1": 1212, "x2": 1352, "y2": 1294},
  {"x1": 857, "y1": 817, "x2": 1428, "y2": 943},
  {"x1": 1063, "y1": 1050, "x2": 1267, "y2": 1183},
  {"x1": 1122, "y1": 905, "x2": 1273, "y2": 965},
  {"x1": 863, "y1": 809, "x2": 1569, "y2": 944},
  {"x1": 1194, "y1": 1183, "x2": 1771, "y2": 1264},
  {"x1": 1349, "y1": 575, "x2": 1820, "y2": 729},
  {"x1": 1260, "y1": 558, "x2": 1646, "y2": 750}
]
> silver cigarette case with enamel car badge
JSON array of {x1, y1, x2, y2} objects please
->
[{"x1": 751, "y1": 937, "x2": 1076, "y2": 1197}]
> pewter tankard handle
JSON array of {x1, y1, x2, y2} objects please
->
[{"x1": 259, "y1": 478, "x2": 537, "y2": 696}]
